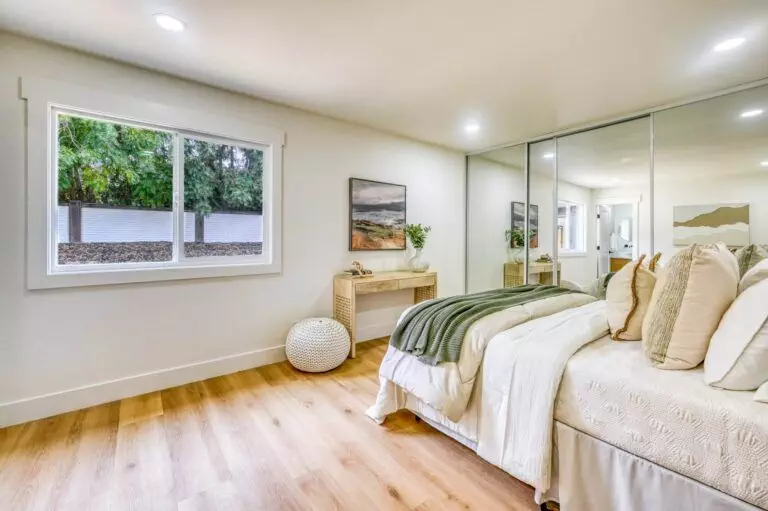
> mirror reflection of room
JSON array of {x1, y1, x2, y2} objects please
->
[
  {"x1": 654, "y1": 84, "x2": 768, "y2": 259},
  {"x1": 556, "y1": 117, "x2": 651, "y2": 290},
  {"x1": 527, "y1": 139, "x2": 557, "y2": 286},
  {"x1": 466, "y1": 145, "x2": 526, "y2": 293}
]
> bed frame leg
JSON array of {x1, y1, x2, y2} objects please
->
[{"x1": 414, "y1": 415, "x2": 421, "y2": 423}]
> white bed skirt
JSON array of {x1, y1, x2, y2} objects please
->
[
  {"x1": 544, "y1": 422, "x2": 762, "y2": 511},
  {"x1": 414, "y1": 411, "x2": 761, "y2": 510}
]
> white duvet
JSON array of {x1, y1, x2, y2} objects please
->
[
  {"x1": 366, "y1": 298, "x2": 608, "y2": 497},
  {"x1": 366, "y1": 293, "x2": 596, "y2": 423}
]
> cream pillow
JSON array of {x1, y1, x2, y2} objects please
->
[
  {"x1": 642, "y1": 243, "x2": 739, "y2": 370},
  {"x1": 755, "y1": 381, "x2": 768, "y2": 404},
  {"x1": 739, "y1": 258, "x2": 768, "y2": 295},
  {"x1": 606, "y1": 254, "x2": 658, "y2": 341},
  {"x1": 704, "y1": 278, "x2": 768, "y2": 390}
]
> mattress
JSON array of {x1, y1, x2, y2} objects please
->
[{"x1": 555, "y1": 336, "x2": 768, "y2": 509}]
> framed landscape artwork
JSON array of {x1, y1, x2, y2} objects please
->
[
  {"x1": 673, "y1": 203, "x2": 750, "y2": 247},
  {"x1": 349, "y1": 178, "x2": 406, "y2": 251},
  {"x1": 511, "y1": 202, "x2": 539, "y2": 249}
]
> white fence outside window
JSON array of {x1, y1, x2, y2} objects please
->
[{"x1": 56, "y1": 205, "x2": 263, "y2": 243}]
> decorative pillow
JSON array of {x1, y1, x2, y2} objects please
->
[
  {"x1": 606, "y1": 254, "x2": 658, "y2": 341},
  {"x1": 584, "y1": 272, "x2": 615, "y2": 300},
  {"x1": 704, "y1": 278, "x2": 768, "y2": 390},
  {"x1": 642, "y1": 243, "x2": 739, "y2": 370},
  {"x1": 739, "y1": 258, "x2": 768, "y2": 295},
  {"x1": 755, "y1": 381, "x2": 768, "y2": 404},
  {"x1": 734, "y1": 244, "x2": 768, "y2": 277}
]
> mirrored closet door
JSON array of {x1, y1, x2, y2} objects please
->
[
  {"x1": 466, "y1": 144, "x2": 527, "y2": 293},
  {"x1": 653, "y1": 84, "x2": 768, "y2": 260},
  {"x1": 556, "y1": 117, "x2": 651, "y2": 289},
  {"x1": 527, "y1": 139, "x2": 556, "y2": 285}
]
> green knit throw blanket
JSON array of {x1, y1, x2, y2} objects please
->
[{"x1": 390, "y1": 285, "x2": 578, "y2": 365}]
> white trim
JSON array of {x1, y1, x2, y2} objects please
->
[
  {"x1": 0, "y1": 343, "x2": 287, "y2": 428},
  {"x1": 23, "y1": 77, "x2": 284, "y2": 289}
]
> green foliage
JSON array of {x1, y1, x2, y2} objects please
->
[
  {"x1": 57, "y1": 114, "x2": 263, "y2": 215},
  {"x1": 505, "y1": 227, "x2": 537, "y2": 248},
  {"x1": 405, "y1": 223, "x2": 431, "y2": 249}
]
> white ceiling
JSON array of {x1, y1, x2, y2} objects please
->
[{"x1": 1, "y1": 0, "x2": 767, "y2": 151}]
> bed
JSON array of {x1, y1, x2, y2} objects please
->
[{"x1": 368, "y1": 299, "x2": 768, "y2": 510}]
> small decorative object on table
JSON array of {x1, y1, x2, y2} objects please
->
[
  {"x1": 345, "y1": 260, "x2": 374, "y2": 277},
  {"x1": 285, "y1": 318, "x2": 350, "y2": 372},
  {"x1": 405, "y1": 223, "x2": 432, "y2": 272},
  {"x1": 536, "y1": 253, "x2": 553, "y2": 263}
]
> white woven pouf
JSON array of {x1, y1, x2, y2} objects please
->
[{"x1": 285, "y1": 318, "x2": 350, "y2": 372}]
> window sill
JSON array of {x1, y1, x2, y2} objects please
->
[
  {"x1": 558, "y1": 251, "x2": 588, "y2": 258},
  {"x1": 28, "y1": 259, "x2": 281, "y2": 290}
]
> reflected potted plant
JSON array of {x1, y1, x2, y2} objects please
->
[
  {"x1": 405, "y1": 223, "x2": 431, "y2": 272},
  {"x1": 504, "y1": 227, "x2": 536, "y2": 263}
]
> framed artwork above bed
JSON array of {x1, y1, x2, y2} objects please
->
[{"x1": 349, "y1": 178, "x2": 406, "y2": 251}]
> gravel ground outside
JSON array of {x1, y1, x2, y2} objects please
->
[{"x1": 58, "y1": 242, "x2": 262, "y2": 265}]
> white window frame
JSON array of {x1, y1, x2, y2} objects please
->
[
  {"x1": 557, "y1": 199, "x2": 586, "y2": 256},
  {"x1": 23, "y1": 78, "x2": 284, "y2": 289}
]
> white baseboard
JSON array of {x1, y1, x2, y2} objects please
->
[{"x1": 0, "y1": 344, "x2": 286, "y2": 428}]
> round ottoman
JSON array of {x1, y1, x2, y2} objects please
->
[{"x1": 285, "y1": 318, "x2": 350, "y2": 372}]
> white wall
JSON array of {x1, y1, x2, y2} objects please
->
[{"x1": 0, "y1": 33, "x2": 465, "y2": 426}]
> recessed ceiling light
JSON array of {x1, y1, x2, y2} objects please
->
[
  {"x1": 713, "y1": 37, "x2": 745, "y2": 52},
  {"x1": 154, "y1": 13, "x2": 185, "y2": 32},
  {"x1": 740, "y1": 109, "x2": 764, "y2": 118},
  {"x1": 620, "y1": 157, "x2": 633, "y2": 164},
  {"x1": 464, "y1": 122, "x2": 480, "y2": 134},
  {"x1": 542, "y1": 152, "x2": 555, "y2": 159},
  {"x1": 761, "y1": 161, "x2": 768, "y2": 167}
]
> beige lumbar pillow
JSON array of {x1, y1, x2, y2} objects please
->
[
  {"x1": 739, "y1": 258, "x2": 768, "y2": 295},
  {"x1": 642, "y1": 243, "x2": 739, "y2": 370},
  {"x1": 704, "y1": 278, "x2": 768, "y2": 390},
  {"x1": 606, "y1": 254, "x2": 660, "y2": 341}
]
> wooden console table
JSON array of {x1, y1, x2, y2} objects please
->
[
  {"x1": 504, "y1": 262, "x2": 561, "y2": 287},
  {"x1": 333, "y1": 271, "x2": 437, "y2": 358}
]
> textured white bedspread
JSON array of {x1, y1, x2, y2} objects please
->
[
  {"x1": 475, "y1": 300, "x2": 608, "y2": 492},
  {"x1": 556, "y1": 337, "x2": 768, "y2": 509},
  {"x1": 366, "y1": 293, "x2": 596, "y2": 423}
]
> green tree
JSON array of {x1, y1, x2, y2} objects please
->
[{"x1": 57, "y1": 115, "x2": 263, "y2": 215}]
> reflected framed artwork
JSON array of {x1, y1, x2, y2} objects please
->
[
  {"x1": 349, "y1": 178, "x2": 406, "y2": 251},
  {"x1": 673, "y1": 203, "x2": 749, "y2": 247}
]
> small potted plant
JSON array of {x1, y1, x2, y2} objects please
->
[
  {"x1": 505, "y1": 227, "x2": 536, "y2": 263},
  {"x1": 405, "y1": 223, "x2": 431, "y2": 272}
]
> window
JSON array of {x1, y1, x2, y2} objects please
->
[
  {"x1": 24, "y1": 78, "x2": 283, "y2": 288},
  {"x1": 557, "y1": 200, "x2": 586, "y2": 254}
]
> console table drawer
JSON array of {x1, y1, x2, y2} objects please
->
[{"x1": 355, "y1": 279, "x2": 400, "y2": 294}]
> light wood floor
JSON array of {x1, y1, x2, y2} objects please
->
[{"x1": 0, "y1": 339, "x2": 538, "y2": 511}]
